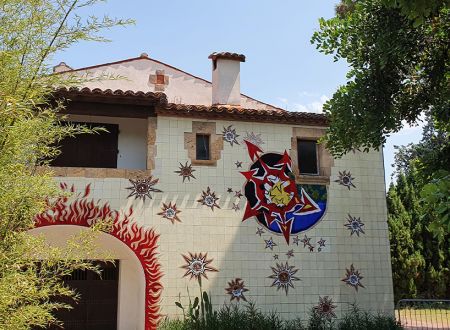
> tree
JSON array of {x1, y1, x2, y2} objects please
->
[
  {"x1": 311, "y1": 0, "x2": 449, "y2": 156},
  {"x1": 0, "y1": 1, "x2": 132, "y2": 328}
]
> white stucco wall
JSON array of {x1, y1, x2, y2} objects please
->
[
  {"x1": 44, "y1": 115, "x2": 394, "y2": 324},
  {"x1": 68, "y1": 115, "x2": 147, "y2": 170},
  {"x1": 67, "y1": 57, "x2": 280, "y2": 110}
]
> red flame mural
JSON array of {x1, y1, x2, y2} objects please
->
[{"x1": 34, "y1": 183, "x2": 163, "y2": 330}]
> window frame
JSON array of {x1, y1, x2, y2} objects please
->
[{"x1": 196, "y1": 133, "x2": 211, "y2": 161}]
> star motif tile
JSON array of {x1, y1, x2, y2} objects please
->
[{"x1": 265, "y1": 237, "x2": 277, "y2": 250}]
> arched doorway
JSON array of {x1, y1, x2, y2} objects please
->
[{"x1": 31, "y1": 183, "x2": 163, "y2": 330}]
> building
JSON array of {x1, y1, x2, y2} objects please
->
[{"x1": 31, "y1": 52, "x2": 394, "y2": 330}]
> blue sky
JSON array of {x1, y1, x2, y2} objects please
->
[{"x1": 55, "y1": 0, "x2": 423, "y2": 187}]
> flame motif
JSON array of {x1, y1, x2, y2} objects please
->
[{"x1": 34, "y1": 183, "x2": 163, "y2": 330}]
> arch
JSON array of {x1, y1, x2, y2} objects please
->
[{"x1": 33, "y1": 183, "x2": 163, "y2": 330}]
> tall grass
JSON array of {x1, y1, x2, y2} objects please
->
[{"x1": 159, "y1": 302, "x2": 403, "y2": 330}]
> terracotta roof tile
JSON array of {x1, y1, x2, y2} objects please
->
[
  {"x1": 208, "y1": 52, "x2": 246, "y2": 62},
  {"x1": 54, "y1": 87, "x2": 327, "y2": 126}
]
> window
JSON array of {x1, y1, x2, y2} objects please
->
[
  {"x1": 51, "y1": 122, "x2": 119, "y2": 168},
  {"x1": 297, "y1": 139, "x2": 318, "y2": 175},
  {"x1": 156, "y1": 74, "x2": 165, "y2": 85},
  {"x1": 196, "y1": 134, "x2": 210, "y2": 160}
]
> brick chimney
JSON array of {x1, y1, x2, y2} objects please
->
[{"x1": 208, "y1": 52, "x2": 245, "y2": 106}]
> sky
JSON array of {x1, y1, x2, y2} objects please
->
[{"x1": 55, "y1": 0, "x2": 424, "y2": 188}]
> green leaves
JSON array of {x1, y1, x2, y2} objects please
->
[{"x1": 311, "y1": 0, "x2": 449, "y2": 156}]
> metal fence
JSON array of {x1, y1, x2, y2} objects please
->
[{"x1": 396, "y1": 299, "x2": 450, "y2": 329}]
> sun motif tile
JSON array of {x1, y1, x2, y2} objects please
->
[
  {"x1": 175, "y1": 161, "x2": 196, "y2": 182},
  {"x1": 126, "y1": 176, "x2": 162, "y2": 201},
  {"x1": 157, "y1": 202, "x2": 181, "y2": 224},
  {"x1": 181, "y1": 252, "x2": 218, "y2": 280},
  {"x1": 314, "y1": 296, "x2": 337, "y2": 320},
  {"x1": 334, "y1": 170, "x2": 356, "y2": 190},
  {"x1": 265, "y1": 237, "x2": 277, "y2": 250},
  {"x1": 268, "y1": 262, "x2": 300, "y2": 295},
  {"x1": 197, "y1": 187, "x2": 220, "y2": 211},
  {"x1": 342, "y1": 264, "x2": 365, "y2": 291},
  {"x1": 225, "y1": 278, "x2": 249, "y2": 302},
  {"x1": 242, "y1": 131, "x2": 264, "y2": 147},
  {"x1": 344, "y1": 214, "x2": 365, "y2": 236},
  {"x1": 222, "y1": 125, "x2": 240, "y2": 146}
]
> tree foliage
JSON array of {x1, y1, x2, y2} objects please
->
[
  {"x1": 0, "y1": 0, "x2": 132, "y2": 328},
  {"x1": 311, "y1": 0, "x2": 449, "y2": 156},
  {"x1": 387, "y1": 121, "x2": 449, "y2": 301}
]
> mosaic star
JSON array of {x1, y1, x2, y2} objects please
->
[
  {"x1": 222, "y1": 125, "x2": 240, "y2": 146},
  {"x1": 344, "y1": 214, "x2": 365, "y2": 236},
  {"x1": 268, "y1": 262, "x2": 300, "y2": 295},
  {"x1": 197, "y1": 187, "x2": 220, "y2": 211},
  {"x1": 292, "y1": 236, "x2": 300, "y2": 246},
  {"x1": 286, "y1": 249, "x2": 294, "y2": 259},
  {"x1": 314, "y1": 296, "x2": 337, "y2": 320},
  {"x1": 181, "y1": 252, "x2": 218, "y2": 280},
  {"x1": 126, "y1": 176, "x2": 162, "y2": 201},
  {"x1": 175, "y1": 161, "x2": 196, "y2": 182},
  {"x1": 232, "y1": 202, "x2": 240, "y2": 212},
  {"x1": 157, "y1": 202, "x2": 181, "y2": 224},
  {"x1": 334, "y1": 170, "x2": 356, "y2": 190},
  {"x1": 256, "y1": 227, "x2": 265, "y2": 236},
  {"x1": 227, "y1": 187, "x2": 233, "y2": 193},
  {"x1": 300, "y1": 235, "x2": 312, "y2": 248},
  {"x1": 234, "y1": 190, "x2": 243, "y2": 198},
  {"x1": 235, "y1": 160, "x2": 243, "y2": 168},
  {"x1": 317, "y1": 238, "x2": 326, "y2": 252},
  {"x1": 342, "y1": 264, "x2": 365, "y2": 291},
  {"x1": 265, "y1": 237, "x2": 277, "y2": 250},
  {"x1": 225, "y1": 278, "x2": 249, "y2": 302}
]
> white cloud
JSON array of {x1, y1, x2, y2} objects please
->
[{"x1": 293, "y1": 95, "x2": 329, "y2": 113}]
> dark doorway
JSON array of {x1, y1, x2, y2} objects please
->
[{"x1": 50, "y1": 261, "x2": 120, "y2": 330}]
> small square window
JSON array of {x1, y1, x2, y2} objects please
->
[
  {"x1": 297, "y1": 139, "x2": 318, "y2": 175},
  {"x1": 196, "y1": 134, "x2": 210, "y2": 160}
]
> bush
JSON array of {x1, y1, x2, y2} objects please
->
[{"x1": 159, "y1": 302, "x2": 402, "y2": 330}]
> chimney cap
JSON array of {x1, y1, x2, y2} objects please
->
[
  {"x1": 53, "y1": 62, "x2": 73, "y2": 73},
  {"x1": 208, "y1": 52, "x2": 245, "y2": 62}
]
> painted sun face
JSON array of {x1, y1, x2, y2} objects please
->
[
  {"x1": 126, "y1": 176, "x2": 162, "y2": 201},
  {"x1": 344, "y1": 214, "x2": 365, "y2": 236},
  {"x1": 225, "y1": 278, "x2": 249, "y2": 302},
  {"x1": 175, "y1": 161, "x2": 196, "y2": 182},
  {"x1": 314, "y1": 296, "x2": 337, "y2": 320},
  {"x1": 222, "y1": 125, "x2": 240, "y2": 146},
  {"x1": 335, "y1": 170, "x2": 356, "y2": 190},
  {"x1": 265, "y1": 177, "x2": 294, "y2": 207},
  {"x1": 157, "y1": 202, "x2": 181, "y2": 224},
  {"x1": 269, "y1": 262, "x2": 300, "y2": 295},
  {"x1": 181, "y1": 252, "x2": 218, "y2": 280},
  {"x1": 197, "y1": 187, "x2": 220, "y2": 211},
  {"x1": 342, "y1": 264, "x2": 365, "y2": 291}
]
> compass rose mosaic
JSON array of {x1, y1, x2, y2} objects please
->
[{"x1": 241, "y1": 141, "x2": 327, "y2": 244}]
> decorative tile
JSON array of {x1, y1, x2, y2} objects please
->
[
  {"x1": 157, "y1": 202, "x2": 181, "y2": 224},
  {"x1": 268, "y1": 262, "x2": 300, "y2": 295},
  {"x1": 265, "y1": 237, "x2": 277, "y2": 250},
  {"x1": 175, "y1": 161, "x2": 196, "y2": 182},
  {"x1": 317, "y1": 238, "x2": 326, "y2": 252},
  {"x1": 126, "y1": 176, "x2": 162, "y2": 201},
  {"x1": 342, "y1": 264, "x2": 365, "y2": 291},
  {"x1": 225, "y1": 278, "x2": 249, "y2": 302},
  {"x1": 344, "y1": 214, "x2": 365, "y2": 236},
  {"x1": 197, "y1": 187, "x2": 220, "y2": 211},
  {"x1": 314, "y1": 296, "x2": 337, "y2": 320},
  {"x1": 286, "y1": 249, "x2": 294, "y2": 259},
  {"x1": 181, "y1": 252, "x2": 218, "y2": 280},
  {"x1": 222, "y1": 125, "x2": 240, "y2": 146},
  {"x1": 334, "y1": 170, "x2": 356, "y2": 190},
  {"x1": 256, "y1": 227, "x2": 265, "y2": 236},
  {"x1": 232, "y1": 202, "x2": 240, "y2": 212},
  {"x1": 242, "y1": 131, "x2": 264, "y2": 147},
  {"x1": 235, "y1": 160, "x2": 242, "y2": 168}
]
